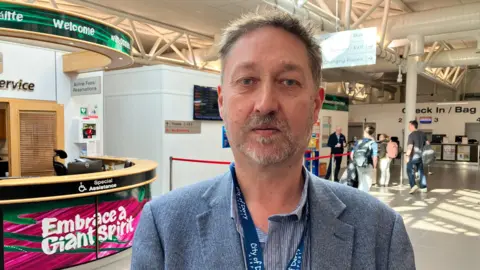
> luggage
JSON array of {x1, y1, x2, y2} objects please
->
[
  {"x1": 353, "y1": 139, "x2": 374, "y2": 167},
  {"x1": 422, "y1": 144, "x2": 436, "y2": 165},
  {"x1": 386, "y1": 141, "x2": 399, "y2": 159},
  {"x1": 339, "y1": 162, "x2": 358, "y2": 188}
]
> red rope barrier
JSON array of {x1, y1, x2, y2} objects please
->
[
  {"x1": 171, "y1": 152, "x2": 351, "y2": 164},
  {"x1": 171, "y1": 157, "x2": 231, "y2": 165},
  {"x1": 305, "y1": 152, "x2": 351, "y2": 161}
]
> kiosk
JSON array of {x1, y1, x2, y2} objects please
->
[{"x1": 0, "y1": 156, "x2": 157, "y2": 270}]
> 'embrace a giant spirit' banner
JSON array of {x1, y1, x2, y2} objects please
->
[
  {"x1": 0, "y1": 2, "x2": 132, "y2": 55},
  {"x1": 2, "y1": 186, "x2": 150, "y2": 270}
]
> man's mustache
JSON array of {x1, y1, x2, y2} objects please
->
[{"x1": 243, "y1": 113, "x2": 287, "y2": 131}]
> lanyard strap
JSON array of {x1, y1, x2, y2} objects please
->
[{"x1": 230, "y1": 163, "x2": 308, "y2": 270}]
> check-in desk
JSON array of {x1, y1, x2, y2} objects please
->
[
  {"x1": 0, "y1": 156, "x2": 157, "y2": 270},
  {"x1": 430, "y1": 143, "x2": 479, "y2": 163}
]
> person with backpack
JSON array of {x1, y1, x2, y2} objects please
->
[
  {"x1": 350, "y1": 125, "x2": 378, "y2": 192},
  {"x1": 377, "y1": 134, "x2": 398, "y2": 187},
  {"x1": 405, "y1": 120, "x2": 429, "y2": 194}
]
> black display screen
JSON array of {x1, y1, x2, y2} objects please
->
[{"x1": 193, "y1": 85, "x2": 222, "y2": 121}]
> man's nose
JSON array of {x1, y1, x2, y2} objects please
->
[{"x1": 254, "y1": 81, "x2": 279, "y2": 115}]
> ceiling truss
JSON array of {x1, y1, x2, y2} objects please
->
[{"x1": 16, "y1": 0, "x2": 218, "y2": 71}]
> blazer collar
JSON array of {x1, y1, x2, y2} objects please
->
[
  {"x1": 308, "y1": 174, "x2": 355, "y2": 269},
  {"x1": 196, "y1": 172, "x2": 245, "y2": 269}
]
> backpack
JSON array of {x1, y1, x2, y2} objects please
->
[
  {"x1": 386, "y1": 141, "x2": 399, "y2": 159},
  {"x1": 422, "y1": 144, "x2": 436, "y2": 165},
  {"x1": 353, "y1": 139, "x2": 374, "y2": 167},
  {"x1": 378, "y1": 142, "x2": 387, "y2": 159}
]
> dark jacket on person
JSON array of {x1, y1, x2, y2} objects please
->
[{"x1": 327, "y1": 132, "x2": 346, "y2": 154}]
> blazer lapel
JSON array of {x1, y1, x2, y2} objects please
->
[
  {"x1": 196, "y1": 172, "x2": 245, "y2": 270},
  {"x1": 309, "y1": 177, "x2": 355, "y2": 270}
]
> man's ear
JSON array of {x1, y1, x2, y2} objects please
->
[
  {"x1": 218, "y1": 85, "x2": 224, "y2": 119},
  {"x1": 313, "y1": 87, "x2": 325, "y2": 123}
]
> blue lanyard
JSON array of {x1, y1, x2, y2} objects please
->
[{"x1": 230, "y1": 163, "x2": 308, "y2": 270}]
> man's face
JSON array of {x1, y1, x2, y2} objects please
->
[
  {"x1": 336, "y1": 127, "x2": 342, "y2": 135},
  {"x1": 408, "y1": 123, "x2": 414, "y2": 132},
  {"x1": 218, "y1": 27, "x2": 323, "y2": 166}
]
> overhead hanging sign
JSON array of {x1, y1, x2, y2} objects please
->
[
  {"x1": 317, "y1": 27, "x2": 377, "y2": 69},
  {"x1": 322, "y1": 94, "x2": 349, "y2": 111},
  {"x1": 0, "y1": 2, "x2": 132, "y2": 55}
]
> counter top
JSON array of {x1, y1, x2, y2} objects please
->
[
  {"x1": 0, "y1": 156, "x2": 157, "y2": 204},
  {"x1": 430, "y1": 143, "x2": 478, "y2": 146}
]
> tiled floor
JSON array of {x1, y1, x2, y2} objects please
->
[{"x1": 73, "y1": 164, "x2": 480, "y2": 270}]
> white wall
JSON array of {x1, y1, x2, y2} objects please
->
[
  {"x1": 349, "y1": 101, "x2": 480, "y2": 146},
  {"x1": 103, "y1": 65, "x2": 231, "y2": 196},
  {"x1": 0, "y1": 41, "x2": 56, "y2": 101},
  {"x1": 56, "y1": 53, "x2": 104, "y2": 162},
  {"x1": 103, "y1": 66, "x2": 163, "y2": 195}
]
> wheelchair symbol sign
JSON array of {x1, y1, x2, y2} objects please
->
[{"x1": 78, "y1": 182, "x2": 87, "y2": 193}]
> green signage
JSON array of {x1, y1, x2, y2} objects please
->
[
  {"x1": 0, "y1": 2, "x2": 132, "y2": 55},
  {"x1": 322, "y1": 94, "x2": 349, "y2": 111}
]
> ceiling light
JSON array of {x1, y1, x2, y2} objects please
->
[
  {"x1": 437, "y1": 102, "x2": 468, "y2": 106},
  {"x1": 69, "y1": 42, "x2": 74, "y2": 45},
  {"x1": 118, "y1": 57, "x2": 123, "y2": 60}
]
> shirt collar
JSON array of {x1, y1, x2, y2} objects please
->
[{"x1": 230, "y1": 166, "x2": 310, "y2": 221}]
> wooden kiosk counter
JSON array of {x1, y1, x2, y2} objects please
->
[{"x1": 0, "y1": 156, "x2": 157, "y2": 270}]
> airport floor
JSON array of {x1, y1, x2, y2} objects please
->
[{"x1": 71, "y1": 164, "x2": 480, "y2": 270}]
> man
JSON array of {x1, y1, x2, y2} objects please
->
[
  {"x1": 325, "y1": 126, "x2": 346, "y2": 182},
  {"x1": 132, "y1": 12, "x2": 415, "y2": 269},
  {"x1": 351, "y1": 125, "x2": 378, "y2": 192},
  {"x1": 406, "y1": 120, "x2": 428, "y2": 194}
]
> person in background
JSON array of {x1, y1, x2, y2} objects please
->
[
  {"x1": 406, "y1": 120, "x2": 429, "y2": 194},
  {"x1": 351, "y1": 126, "x2": 378, "y2": 192},
  {"x1": 377, "y1": 134, "x2": 392, "y2": 187},
  {"x1": 325, "y1": 126, "x2": 346, "y2": 181}
]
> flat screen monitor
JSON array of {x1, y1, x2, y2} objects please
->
[
  {"x1": 193, "y1": 85, "x2": 222, "y2": 121},
  {"x1": 455, "y1": 135, "x2": 465, "y2": 143},
  {"x1": 68, "y1": 160, "x2": 103, "y2": 175},
  {"x1": 432, "y1": 134, "x2": 446, "y2": 144}
]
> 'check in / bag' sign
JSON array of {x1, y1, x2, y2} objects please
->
[
  {"x1": 0, "y1": 2, "x2": 132, "y2": 55},
  {"x1": 317, "y1": 27, "x2": 377, "y2": 69}
]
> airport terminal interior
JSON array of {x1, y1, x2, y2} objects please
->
[{"x1": 1, "y1": 0, "x2": 480, "y2": 269}]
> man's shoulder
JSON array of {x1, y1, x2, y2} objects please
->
[
  {"x1": 147, "y1": 172, "x2": 228, "y2": 215},
  {"x1": 311, "y1": 177, "x2": 397, "y2": 221}
]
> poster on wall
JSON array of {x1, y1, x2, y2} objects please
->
[
  {"x1": 321, "y1": 116, "x2": 332, "y2": 147},
  {"x1": 309, "y1": 121, "x2": 320, "y2": 150},
  {"x1": 457, "y1": 146, "x2": 470, "y2": 161},
  {"x1": 322, "y1": 94, "x2": 349, "y2": 111},
  {"x1": 2, "y1": 187, "x2": 150, "y2": 270},
  {"x1": 443, "y1": 145, "x2": 456, "y2": 161},
  {"x1": 222, "y1": 126, "x2": 230, "y2": 148}
]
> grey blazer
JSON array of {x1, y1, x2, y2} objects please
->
[{"x1": 131, "y1": 171, "x2": 415, "y2": 270}]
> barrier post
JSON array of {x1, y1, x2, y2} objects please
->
[
  {"x1": 169, "y1": 156, "x2": 173, "y2": 191},
  {"x1": 330, "y1": 154, "x2": 335, "y2": 182},
  {"x1": 400, "y1": 154, "x2": 404, "y2": 187}
]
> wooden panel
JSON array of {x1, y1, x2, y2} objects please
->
[
  {"x1": 0, "y1": 109, "x2": 6, "y2": 139},
  {"x1": 5, "y1": 99, "x2": 64, "y2": 177},
  {"x1": 19, "y1": 111, "x2": 57, "y2": 177}
]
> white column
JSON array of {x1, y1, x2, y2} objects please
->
[{"x1": 403, "y1": 55, "x2": 418, "y2": 180}]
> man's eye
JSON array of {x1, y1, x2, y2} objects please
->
[
  {"x1": 241, "y1": 78, "x2": 254, "y2": 85},
  {"x1": 281, "y1": 79, "x2": 299, "y2": 86}
]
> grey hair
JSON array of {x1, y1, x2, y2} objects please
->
[{"x1": 218, "y1": 11, "x2": 322, "y2": 87}]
